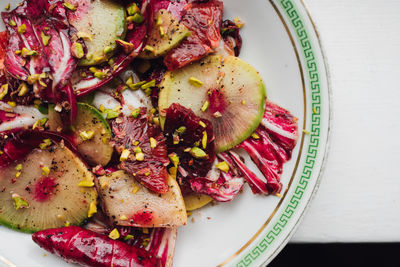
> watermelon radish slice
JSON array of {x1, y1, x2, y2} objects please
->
[
  {"x1": 67, "y1": 0, "x2": 127, "y2": 66},
  {"x1": 0, "y1": 140, "x2": 97, "y2": 233},
  {"x1": 48, "y1": 102, "x2": 113, "y2": 166},
  {"x1": 159, "y1": 55, "x2": 266, "y2": 152},
  {"x1": 96, "y1": 170, "x2": 187, "y2": 228}
]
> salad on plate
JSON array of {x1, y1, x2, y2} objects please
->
[{"x1": 0, "y1": 0, "x2": 299, "y2": 266}]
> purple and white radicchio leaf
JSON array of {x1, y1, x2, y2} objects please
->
[
  {"x1": 236, "y1": 101, "x2": 299, "y2": 195},
  {"x1": 189, "y1": 153, "x2": 245, "y2": 202}
]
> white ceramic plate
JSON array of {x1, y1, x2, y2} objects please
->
[{"x1": 0, "y1": 0, "x2": 330, "y2": 266}]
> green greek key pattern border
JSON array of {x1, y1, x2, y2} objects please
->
[{"x1": 236, "y1": 0, "x2": 322, "y2": 266}]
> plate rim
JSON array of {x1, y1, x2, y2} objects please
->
[
  {"x1": 223, "y1": 0, "x2": 333, "y2": 266},
  {"x1": 0, "y1": 0, "x2": 332, "y2": 266}
]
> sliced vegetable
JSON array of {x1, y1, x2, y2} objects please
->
[
  {"x1": 97, "y1": 170, "x2": 187, "y2": 228},
  {"x1": 159, "y1": 55, "x2": 266, "y2": 152},
  {"x1": 139, "y1": 9, "x2": 190, "y2": 59},
  {"x1": 48, "y1": 102, "x2": 113, "y2": 166},
  {"x1": 32, "y1": 226, "x2": 160, "y2": 266},
  {"x1": 0, "y1": 141, "x2": 97, "y2": 232},
  {"x1": 67, "y1": 0, "x2": 127, "y2": 66},
  {"x1": 184, "y1": 194, "x2": 213, "y2": 211}
]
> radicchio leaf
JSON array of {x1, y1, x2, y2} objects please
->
[
  {"x1": 189, "y1": 152, "x2": 245, "y2": 202},
  {"x1": 237, "y1": 101, "x2": 299, "y2": 195}
]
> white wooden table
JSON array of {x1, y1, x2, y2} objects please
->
[{"x1": 291, "y1": 0, "x2": 400, "y2": 243}]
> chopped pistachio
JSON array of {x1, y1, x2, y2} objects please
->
[
  {"x1": 173, "y1": 134, "x2": 180, "y2": 145},
  {"x1": 109, "y1": 228, "x2": 120, "y2": 240},
  {"x1": 134, "y1": 146, "x2": 142, "y2": 153},
  {"x1": 5, "y1": 3, "x2": 10, "y2": 10},
  {"x1": 144, "y1": 88, "x2": 152, "y2": 96},
  {"x1": 302, "y1": 129, "x2": 310, "y2": 135},
  {"x1": 63, "y1": 1, "x2": 76, "y2": 11},
  {"x1": 77, "y1": 31, "x2": 93, "y2": 40},
  {"x1": 14, "y1": 50, "x2": 21, "y2": 55},
  {"x1": 251, "y1": 133, "x2": 260, "y2": 139},
  {"x1": 150, "y1": 137, "x2": 157, "y2": 148},
  {"x1": 155, "y1": 15, "x2": 162, "y2": 26},
  {"x1": 189, "y1": 77, "x2": 204, "y2": 87},
  {"x1": 176, "y1": 126, "x2": 186, "y2": 135},
  {"x1": 120, "y1": 149, "x2": 131, "y2": 162},
  {"x1": 141, "y1": 79, "x2": 156, "y2": 90},
  {"x1": 7, "y1": 101, "x2": 16, "y2": 107},
  {"x1": 159, "y1": 26, "x2": 165, "y2": 38},
  {"x1": 88, "y1": 201, "x2": 97, "y2": 218},
  {"x1": 41, "y1": 166, "x2": 50, "y2": 176},
  {"x1": 131, "y1": 108, "x2": 140, "y2": 118},
  {"x1": 21, "y1": 47, "x2": 38, "y2": 57},
  {"x1": 115, "y1": 39, "x2": 135, "y2": 54},
  {"x1": 144, "y1": 171, "x2": 151, "y2": 176},
  {"x1": 17, "y1": 82, "x2": 29, "y2": 96},
  {"x1": 131, "y1": 13, "x2": 144, "y2": 24},
  {"x1": 202, "y1": 131, "x2": 207, "y2": 149},
  {"x1": 71, "y1": 42, "x2": 84, "y2": 59},
  {"x1": 169, "y1": 153, "x2": 179, "y2": 167},
  {"x1": 135, "y1": 152, "x2": 145, "y2": 161},
  {"x1": 40, "y1": 32, "x2": 51, "y2": 46},
  {"x1": 233, "y1": 16, "x2": 244, "y2": 28},
  {"x1": 15, "y1": 171, "x2": 21, "y2": 178},
  {"x1": 127, "y1": 3, "x2": 139, "y2": 15},
  {"x1": 27, "y1": 74, "x2": 39, "y2": 85},
  {"x1": 8, "y1": 19, "x2": 16, "y2": 27},
  {"x1": 0, "y1": 84, "x2": 8, "y2": 100},
  {"x1": 32, "y1": 117, "x2": 48, "y2": 129},
  {"x1": 199, "y1": 121, "x2": 206, "y2": 128},
  {"x1": 201, "y1": 100, "x2": 210, "y2": 112},
  {"x1": 104, "y1": 45, "x2": 114, "y2": 55},
  {"x1": 190, "y1": 147, "x2": 208, "y2": 159},
  {"x1": 132, "y1": 184, "x2": 140, "y2": 194},
  {"x1": 15, "y1": 164, "x2": 22, "y2": 171},
  {"x1": 12, "y1": 194, "x2": 29, "y2": 210},
  {"x1": 126, "y1": 77, "x2": 146, "y2": 90},
  {"x1": 313, "y1": 107, "x2": 317, "y2": 114},
  {"x1": 8, "y1": 19, "x2": 17, "y2": 27},
  {"x1": 216, "y1": 161, "x2": 230, "y2": 173},
  {"x1": 89, "y1": 67, "x2": 98, "y2": 74},
  {"x1": 143, "y1": 45, "x2": 155, "y2": 53},
  {"x1": 78, "y1": 180, "x2": 94, "y2": 187},
  {"x1": 17, "y1": 24, "x2": 26, "y2": 34},
  {"x1": 124, "y1": 235, "x2": 134, "y2": 241},
  {"x1": 38, "y1": 72, "x2": 47, "y2": 87},
  {"x1": 64, "y1": 221, "x2": 71, "y2": 227},
  {"x1": 241, "y1": 100, "x2": 246, "y2": 105},
  {"x1": 79, "y1": 130, "x2": 95, "y2": 141},
  {"x1": 119, "y1": 215, "x2": 128, "y2": 221},
  {"x1": 153, "y1": 117, "x2": 160, "y2": 126},
  {"x1": 104, "y1": 109, "x2": 120, "y2": 119},
  {"x1": 39, "y1": 139, "x2": 52, "y2": 149}
]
